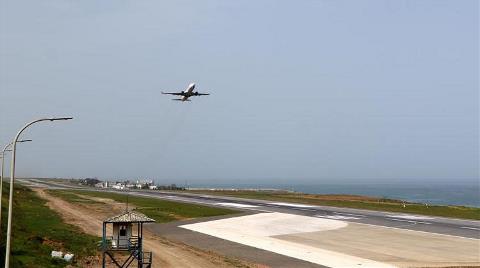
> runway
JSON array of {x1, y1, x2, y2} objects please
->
[
  {"x1": 21, "y1": 179, "x2": 480, "y2": 267},
  {"x1": 20, "y1": 179, "x2": 479, "y2": 239}
]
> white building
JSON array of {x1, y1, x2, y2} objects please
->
[{"x1": 112, "y1": 183, "x2": 125, "y2": 190}]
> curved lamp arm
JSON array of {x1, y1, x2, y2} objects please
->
[{"x1": 4, "y1": 117, "x2": 72, "y2": 268}]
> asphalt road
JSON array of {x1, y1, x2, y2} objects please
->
[{"x1": 21, "y1": 179, "x2": 480, "y2": 240}]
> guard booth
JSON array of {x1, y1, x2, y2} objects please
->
[
  {"x1": 112, "y1": 221, "x2": 132, "y2": 248},
  {"x1": 101, "y1": 210, "x2": 155, "y2": 268}
]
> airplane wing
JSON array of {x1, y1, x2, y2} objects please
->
[
  {"x1": 196, "y1": 93, "x2": 210, "y2": 96},
  {"x1": 162, "y1": 92, "x2": 184, "y2": 96}
]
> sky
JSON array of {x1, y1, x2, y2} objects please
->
[{"x1": 0, "y1": 0, "x2": 478, "y2": 185}]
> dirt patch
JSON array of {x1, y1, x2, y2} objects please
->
[
  {"x1": 35, "y1": 188, "x2": 259, "y2": 268},
  {"x1": 74, "y1": 193, "x2": 134, "y2": 211},
  {"x1": 27, "y1": 235, "x2": 65, "y2": 252},
  {"x1": 41, "y1": 237, "x2": 65, "y2": 249}
]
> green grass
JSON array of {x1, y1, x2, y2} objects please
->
[
  {"x1": 0, "y1": 184, "x2": 99, "y2": 268},
  {"x1": 50, "y1": 190, "x2": 239, "y2": 223},
  {"x1": 46, "y1": 190, "x2": 101, "y2": 204},
  {"x1": 182, "y1": 190, "x2": 480, "y2": 220}
]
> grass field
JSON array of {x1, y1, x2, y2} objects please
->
[
  {"x1": 48, "y1": 190, "x2": 239, "y2": 223},
  {"x1": 47, "y1": 190, "x2": 101, "y2": 204},
  {"x1": 0, "y1": 184, "x2": 99, "y2": 268},
  {"x1": 182, "y1": 190, "x2": 480, "y2": 220}
]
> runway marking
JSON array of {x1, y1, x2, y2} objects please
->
[
  {"x1": 294, "y1": 208, "x2": 317, "y2": 211},
  {"x1": 460, "y1": 226, "x2": 480, "y2": 231},
  {"x1": 389, "y1": 218, "x2": 432, "y2": 225},
  {"x1": 386, "y1": 214, "x2": 434, "y2": 220},
  {"x1": 269, "y1": 202, "x2": 317, "y2": 208},
  {"x1": 333, "y1": 212, "x2": 365, "y2": 218},
  {"x1": 264, "y1": 203, "x2": 317, "y2": 212},
  {"x1": 135, "y1": 193, "x2": 209, "y2": 205},
  {"x1": 316, "y1": 215, "x2": 361, "y2": 220},
  {"x1": 215, "y1": 202, "x2": 259, "y2": 208}
]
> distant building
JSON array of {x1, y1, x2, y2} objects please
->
[
  {"x1": 112, "y1": 183, "x2": 125, "y2": 190},
  {"x1": 148, "y1": 185, "x2": 157, "y2": 190}
]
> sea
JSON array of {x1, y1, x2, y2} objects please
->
[{"x1": 188, "y1": 182, "x2": 480, "y2": 207}]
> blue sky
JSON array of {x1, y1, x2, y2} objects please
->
[{"x1": 0, "y1": 0, "x2": 478, "y2": 184}]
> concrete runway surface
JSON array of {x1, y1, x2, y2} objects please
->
[{"x1": 21, "y1": 179, "x2": 480, "y2": 267}]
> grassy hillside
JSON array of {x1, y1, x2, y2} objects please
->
[
  {"x1": 183, "y1": 190, "x2": 480, "y2": 220},
  {"x1": 0, "y1": 184, "x2": 98, "y2": 267},
  {"x1": 48, "y1": 190, "x2": 239, "y2": 223}
]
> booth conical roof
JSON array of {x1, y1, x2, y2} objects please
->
[{"x1": 104, "y1": 210, "x2": 155, "y2": 223}]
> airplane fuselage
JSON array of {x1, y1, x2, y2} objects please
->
[
  {"x1": 162, "y1": 82, "x2": 210, "y2": 102},
  {"x1": 180, "y1": 83, "x2": 196, "y2": 101}
]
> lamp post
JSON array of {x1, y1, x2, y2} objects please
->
[
  {"x1": 4, "y1": 117, "x2": 72, "y2": 268},
  {"x1": 0, "y1": 140, "x2": 32, "y2": 236}
]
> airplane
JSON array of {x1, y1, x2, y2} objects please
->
[{"x1": 161, "y1": 83, "x2": 210, "y2": 102}]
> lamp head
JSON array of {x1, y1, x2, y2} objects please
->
[{"x1": 48, "y1": 117, "x2": 73, "y2": 121}]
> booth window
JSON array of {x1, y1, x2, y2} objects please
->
[{"x1": 120, "y1": 226, "x2": 126, "y2": 236}]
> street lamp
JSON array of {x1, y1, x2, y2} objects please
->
[
  {"x1": 4, "y1": 117, "x2": 72, "y2": 268},
  {"x1": 0, "y1": 140, "x2": 32, "y2": 234}
]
